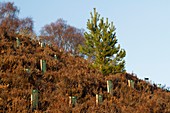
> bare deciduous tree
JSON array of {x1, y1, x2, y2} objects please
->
[{"x1": 40, "y1": 19, "x2": 84, "y2": 55}]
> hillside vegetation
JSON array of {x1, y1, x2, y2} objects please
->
[{"x1": 0, "y1": 34, "x2": 170, "y2": 113}]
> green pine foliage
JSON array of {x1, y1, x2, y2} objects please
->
[{"x1": 79, "y1": 8, "x2": 126, "y2": 75}]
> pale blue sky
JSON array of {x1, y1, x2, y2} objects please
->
[{"x1": 3, "y1": 0, "x2": 170, "y2": 87}]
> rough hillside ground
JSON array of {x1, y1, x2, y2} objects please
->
[{"x1": 0, "y1": 34, "x2": 170, "y2": 113}]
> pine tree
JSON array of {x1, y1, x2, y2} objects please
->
[{"x1": 79, "y1": 8, "x2": 126, "y2": 75}]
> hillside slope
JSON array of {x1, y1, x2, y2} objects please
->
[{"x1": 0, "y1": 34, "x2": 170, "y2": 113}]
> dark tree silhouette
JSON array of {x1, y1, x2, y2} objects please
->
[{"x1": 0, "y1": 2, "x2": 34, "y2": 37}]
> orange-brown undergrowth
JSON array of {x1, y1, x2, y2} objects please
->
[{"x1": 0, "y1": 34, "x2": 170, "y2": 113}]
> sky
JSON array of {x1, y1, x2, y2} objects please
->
[{"x1": 2, "y1": 0, "x2": 170, "y2": 87}]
